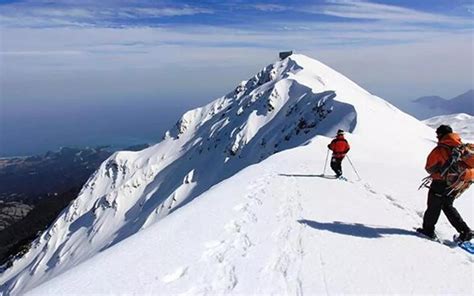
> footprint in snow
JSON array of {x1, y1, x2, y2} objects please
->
[
  {"x1": 204, "y1": 240, "x2": 223, "y2": 248},
  {"x1": 225, "y1": 220, "x2": 242, "y2": 233},
  {"x1": 233, "y1": 203, "x2": 247, "y2": 211},
  {"x1": 363, "y1": 183, "x2": 377, "y2": 194},
  {"x1": 161, "y1": 266, "x2": 188, "y2": 284}
]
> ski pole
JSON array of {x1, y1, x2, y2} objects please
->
[
  {"x1": 323, "y1": 149, "x2": 330, "y2": 175},
  {"x1": 346, "y1": 155, "x2": 361, "y2": 181}
]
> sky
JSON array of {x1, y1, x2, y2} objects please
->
[{"x1": 0, "y1": 0, "x2": 473, "y2": 156}]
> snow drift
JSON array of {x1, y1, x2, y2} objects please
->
[{"x1": 2, "y1": 54, "x2": 470, "y2": 295}]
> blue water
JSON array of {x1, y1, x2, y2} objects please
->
[{"x1": 0, "y1": 99, "x2": 199, "y2": 157}]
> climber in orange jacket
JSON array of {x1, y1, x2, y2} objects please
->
[
  {"x1": 417, "y1": 125, "x2": 472, "y2": 241},
  {"x1": 327, "y1": 129, "x2": 350, "y2": 178}
]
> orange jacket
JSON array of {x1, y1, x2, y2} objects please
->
[
  {"x1": 328, "y1": 135, "x2": 350, "y2": 159},
  {"x1": 425, "y1": 133, "x2": 462, "y2": 180}
]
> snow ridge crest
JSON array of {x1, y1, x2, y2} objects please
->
[{"x1": 1, "y1": 54, "x2": 361, "y2": 295}]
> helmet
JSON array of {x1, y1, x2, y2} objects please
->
[
  {"x1": 337, "y1": 129, "x2": 344, "y2": 135},
  {"x1": 435, "y1": 125, "x2": 452, "y2": 137}
]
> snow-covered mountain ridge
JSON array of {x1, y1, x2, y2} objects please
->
[
  {"x1": 0, "y1": 54, "x2": 457, "y2": 295},
  {"x1": 25, "y1": 136, "x2": 473, "y2": 295},
  {"x1": 424, "y1": 113, "x2": 474, "y2": 142}
]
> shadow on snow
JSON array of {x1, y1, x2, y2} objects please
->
[
  {"x1": 298, "y1": 219, "x2": 417, "y2": 239},
  {"x1": 279, "y1": 173, "x2": 337, "y2": 179}
]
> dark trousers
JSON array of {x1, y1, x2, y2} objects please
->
[
  {"x1": 422, "y1": 180, "x2": 471, "y2": 234},
  {"x1": 330, "y1": 157, "x2": 343, "y2": 177}
]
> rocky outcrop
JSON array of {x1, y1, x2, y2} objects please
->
[{"x1": 0, "y1": 202, "x2": 33, "y2": 231}]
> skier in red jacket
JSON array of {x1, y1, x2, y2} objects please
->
[{"x1": 327, "y1": 129, "x2": 350, "y2": 178}]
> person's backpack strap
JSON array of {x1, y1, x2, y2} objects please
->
[{"x1": 436, "y1": 143, "x2": 457, "y2": 177}]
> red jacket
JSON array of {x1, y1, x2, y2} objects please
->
[
  {"x1": 425, "y1": 133, "x2": 462, "y2": 180},
  {"x1": 328, "y1": 135, "x2": 350, "y2": 159}
]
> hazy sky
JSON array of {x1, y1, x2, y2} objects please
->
[{"x1": 0, "y1": 0, "x2": 473, "y2": 156}]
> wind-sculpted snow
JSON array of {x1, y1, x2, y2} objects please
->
[{"x1": 0, "y1": 54, "x2": 434, "y2": 295}]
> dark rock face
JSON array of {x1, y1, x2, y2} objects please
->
[{"x1": 279, "y1": 51, "x2": 293, "y2": 60}]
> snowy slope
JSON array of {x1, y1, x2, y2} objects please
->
[
  {"x1": 27, "y1": 137, "x2": 473, "y2": 295},
  {"x1": 424, "y1": 113, "x2": 474, "y2": 142},
  {"x1": 0, "y1": 54, "x2": 451, "y2": 295}
]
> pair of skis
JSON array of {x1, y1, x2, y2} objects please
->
[{"x1": 316, "y1": 174, "x2": 349, "y2": 181}]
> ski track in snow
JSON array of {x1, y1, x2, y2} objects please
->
[
  {"x1": 301, "y1": 162, "x2": 472, "y2": 262},
  {"x1": 361, "y1": 180, "x2": 472, "y2": 259},
  {"x1": 362, "y1": 182, "x2": 420, "y2": 223}
]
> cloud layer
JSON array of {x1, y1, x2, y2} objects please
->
[{"x1": 1, "y1": 0, "x2": 473, "y2": 104}]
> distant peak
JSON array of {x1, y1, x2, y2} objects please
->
[
  {"x1": 450, "y1": 89, "x2": 474, "y2": 100},
  {"x1": 413, "y1": 95, "x2": 445, "y2": 103},
  {"x1": 463, "y1": 89, "x2": 474, "y2": 94}
]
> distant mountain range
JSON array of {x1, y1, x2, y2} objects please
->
[{"x1": 403, "y1": 89, "x2": 473, "y2": 120}]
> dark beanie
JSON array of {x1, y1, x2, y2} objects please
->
[{"x1": 436, "y1": 125, "x2": 453, "y2": 137}]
